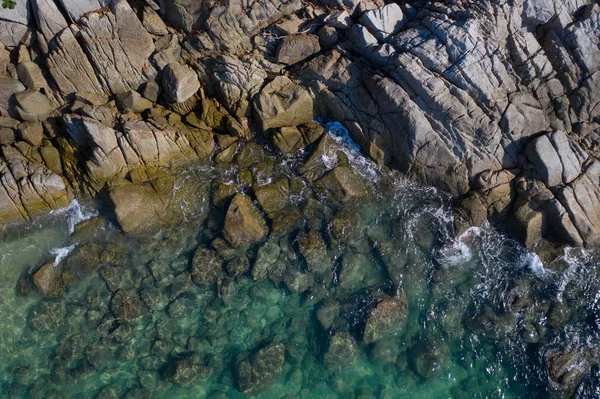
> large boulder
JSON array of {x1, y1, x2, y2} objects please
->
[
  {"x1": 107, "y1": 181, "x2": 170, "y2": 236},
  {"x1": 276, "y1": 34, "x2": 321, "y2": 66},
  {"x1": 76, "y1": 0, "x2": 155, "y2": 94},
  {"x1": 316, "y1": 166, "x2": 373, "y2": 204},
  {"x1": 13, "y1": 90, "x2": 53, "y2": 122},
  {"x1": 254, "y1": 76, "x2": 314, "y2": 131},
  {"x1": 359, "y1": 3, "x2": 405, "y2": 42},
  {"x1": 162, "y1": 63, "x2": 200, "y2": 103},
  {"x1": 525, "y1": 131, "x2": 587, "y2": 187},
  {"x1": 33, "y1": 262, "x2": 63, "y2": 297},
  {"x1": 223, "y1": 194, "x2": 268, "y2": 248},
  {"x1": 0, "y1": 76, "x2": 26, "y2": 116}
]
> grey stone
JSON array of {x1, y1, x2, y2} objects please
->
[
  {"x1": 17, "y1": 61, "x2": 48, "y2": 89},
  {"x1": 254, "y1": 76, "x2": 314, "y2": 131},
  {"x1": 140, "y1": 80, "x2": 161, "y2": 102},
  {"x1": 162, "y1": 63, "x2": 200, "y2": 103},
  {"x1": 275, "y1": 34, "x2": 321, "y2": 66},
  {"x1": 142, "y1": 6, "x2": 168, "y2": 36},
  {"x1": 359, "y1": 4, "x2": 405, "y2": 42},
  {"x1": 115, "y1": 90, "x2": 153, "y2": 113},
  {"x1": 14, "y1": 90, "x2": 53, "y2": 122},
  {"x1": 0, "y1": 76, "x2": 26, "y2": 116}
]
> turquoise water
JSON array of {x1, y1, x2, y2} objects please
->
[{"x1": 1, "y1": 128, "x2": 600, "y2": 399}]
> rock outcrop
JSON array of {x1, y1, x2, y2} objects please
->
[{"x1": 0, "y1": 0, "x2": 598, "y2": 253}]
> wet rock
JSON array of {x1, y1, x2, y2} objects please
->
[
  {"x1": 254, "y1": 178, "x2": 290, "y2": 216},
  {"x1": 33, "y1": 262, "x2": 63, "y2": 297},
  {"x1": 272, "y1": 122, "x2": 324, "y2": 153},
  {"x1": 223, "y1": 194, "x2": 268, "y2": 248},
  {"x1": 317, "y1": 166, "x2": 373, "y2": 204},
  {"x1": 110, "y1": 290, "x2": 144, "y2": 322},
  {"x1": 546, "y1": 348, "x2": 597, "y2": 399},
  {"x1": 235, "y1": 343, "x2": 285, "y2": 394},
  {"x1": 371, "y1": 337, "x2": 401, "y2": 364},
  {"x1": 254, "y1": 76, "x2": 314, "y2": 131},
  {"x1": 147, "y1": 258, "x2": 171, "y2": 283},
  {"x1": 338, "y1": 253, "x2": 380, "y2": 294},
  {"x1": 100, "y1": 265, "x2": 134, "y2": 292},
  {"x1": 191, "y1": 247, "x2": 224, "y2": 286},
  {"x1": 324, "y1": 331, "x2": 357, "y2": 370},
  {"x1": 115, "y1": 90, "x2": 153, "y2": 113},
  {"x1": 13, "y1": 90, "x2": 53, "y2": 122},
  {"x1": 283, "y1": 267, "x2": 314, "y2": 294},
  {"x1": 276, "y1": 34, "x2": 321, "y2": 66},
  {"x1": 162, "y1": 63, "x2": 200, "y2": 103},
  {"x1": 363, "y1": 293, "x2": 408, "y2": 344},
  {"x1": 168, "y1": 296, "x2": 197, "y2": 318},
  {"x1": 298, "y1": 230, "x2": 330, "y2": 274}
]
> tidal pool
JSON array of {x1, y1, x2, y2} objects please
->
[{"x1": 1, "y1": 126, "x2": 599, "y2": 399}]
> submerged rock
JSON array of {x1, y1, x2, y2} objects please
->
[
  {"x1": 191, "y1": 247, "x2": 224, "y2": 286},
  {"x1": 165, "y1": 357, "x2": 212, "y2": 385},
  {"x1": 363, "y1": 293, "x2": 408, "y2": 344},
  {"x1": 324, "y1": 331, "x2": 357, "y2": 370},
  {"x1": 235, "y1": 343, "x2": 285, "y2": 394}
]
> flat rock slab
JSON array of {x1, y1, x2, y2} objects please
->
[{"x1": 276, "y1": 34, "x2": 321, "y2": 66}]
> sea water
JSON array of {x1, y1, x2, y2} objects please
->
[{"x1": 0, "y1": 126, "x2": 599, "y2": 399}]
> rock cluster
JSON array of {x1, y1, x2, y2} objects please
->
[{"x1": 0, "y1": 0, "x2": 599, "y2": 255}]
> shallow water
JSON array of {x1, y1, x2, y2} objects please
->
[{"x1": 1, "y1": 126, "x2": 600, "y2": 399}]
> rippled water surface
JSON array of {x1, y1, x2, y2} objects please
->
[{"x1": 1, "y1": 126, "x2": 600, "y2": 399}]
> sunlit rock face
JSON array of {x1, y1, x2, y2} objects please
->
[{"x1": 0, "y1": 0, "x2": 600, "y2": 398}]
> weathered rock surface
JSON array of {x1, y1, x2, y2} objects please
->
[
  {"x1": 162, "y1": 63, "x2": 200, "y2": 103},
  {"x1": 276, "y1": 34, "x2": 321, "y2": 66},
  {"x1": 223, "y1": 194, "x2": 268, "y2": 248},
  {"x1": 0, "y1": 0, "x2": 599, "y2": 254}
]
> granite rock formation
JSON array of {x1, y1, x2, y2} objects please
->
[{"x1": 0, "y1": 0, "x2": 598, "y2": 258}]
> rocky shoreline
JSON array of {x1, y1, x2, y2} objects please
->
[{"x1": 1, "y1": 0, "x2": 600, "y2": 254}]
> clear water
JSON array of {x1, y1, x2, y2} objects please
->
[{"x1": 1, "y1": 126, "x2": 600, "y2": 399}]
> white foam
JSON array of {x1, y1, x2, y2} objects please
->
[
  {"x1": 437, "y1": 226, "x2": 481, "y2": 266},
  {"x1": 51, "y1": 199, "x2": 99, "y2": 233},
  {"x1": 518, "y1": 252, "x2": 553, "y2": 278},
  {"x1": 50, "y1": 244, "x2": 76, "y2": 266}
]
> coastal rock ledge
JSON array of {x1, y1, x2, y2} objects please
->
[{"x1": 0, "y1": 0, "x2": 599, "y2": 254}]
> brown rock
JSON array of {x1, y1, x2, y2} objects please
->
[
  {"x1": 223, "y1": 194, "x2": 268, "y2": 248},
  {"x1": 33, "y1": 262, "x2": 63, "y2": 297}
]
